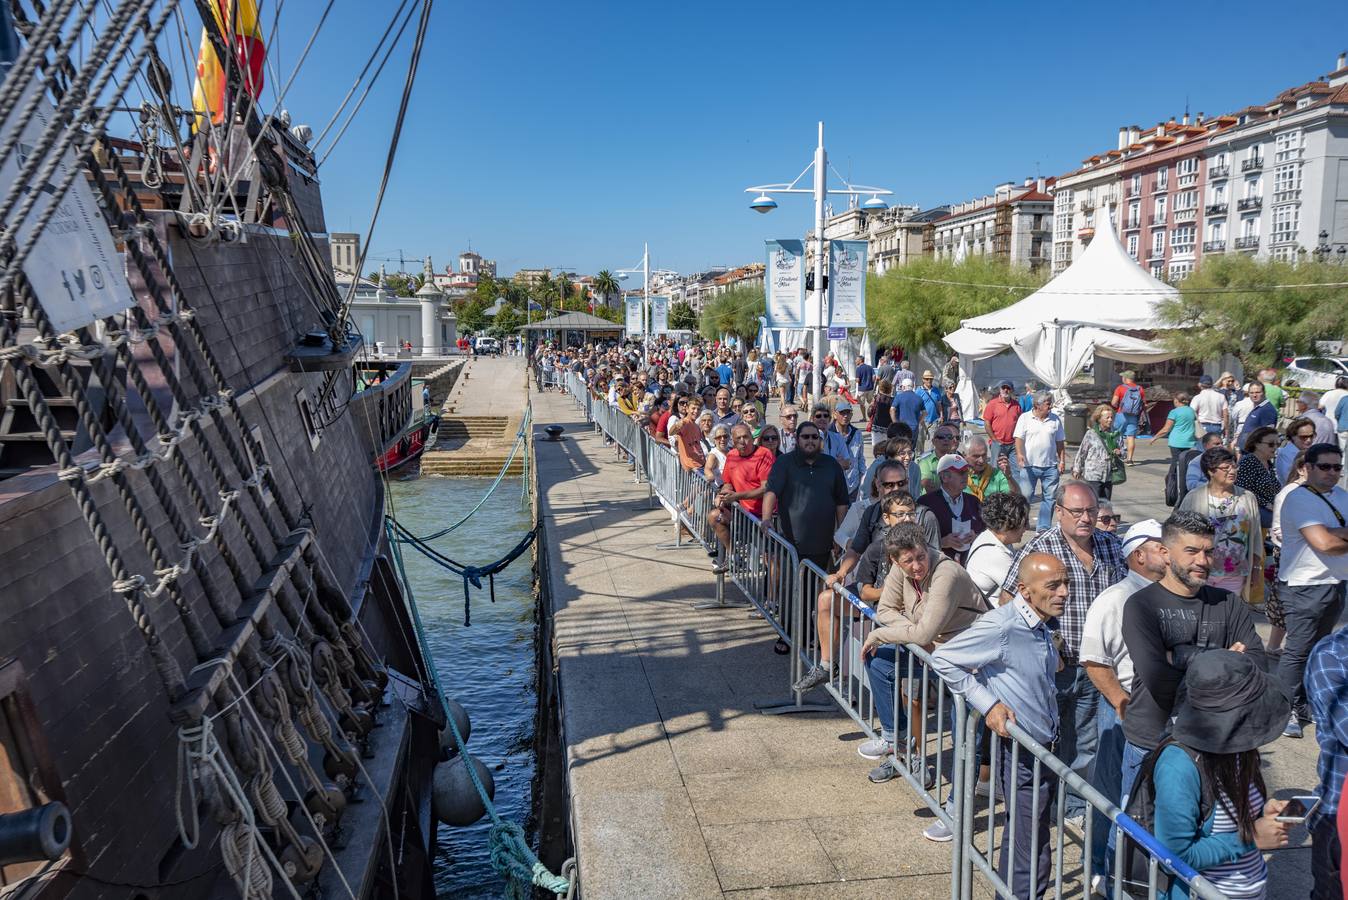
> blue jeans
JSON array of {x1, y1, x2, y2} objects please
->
[
  {"x1": 865, "y1": 645, "x2": 903, "y2": 743},
  {"x1": 1118, "y1": 740, "x2": 1150, "y2": 818},
  {"x1": 1054, "y1": 663, "x2": 1100, "y2": 819},
  {"x1": 1020, "y1": 464, "x2": 1060, "y2": 531},
  {"x1": 1090, "y1": 701, "x2": 1125, "y2": 875}
]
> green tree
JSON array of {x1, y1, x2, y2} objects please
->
[
  {"x1": 1158, "y1": 254, "x2": 1348, "y2": 370},
  {"x1": 669, "y1": 300, "x2": 698, "y2": 331},
  {"x1": 473, "y1": 274, "x2": 501, "y2": 305},
  {"x1": 699, "y1": 286, "x2": 765, "y2": 342},
  {"x1": 380, "y1": 272, "x2": 421, "y2": 297},
  {"x1": 590, "y1": 304, "x2": 622, "y2": 324},
  {"x1": 592, "y1": 270, "x2": 620, "y2": 308},
  {"x1": 866, "y1": 256, "x2": 1043, "y2": 353},
  {"x1": 489, "y1": 305, "x2": 523, "y2": 338},
  {"x1": 456, "y1": 300, "x2": 488, "y2": 334}
]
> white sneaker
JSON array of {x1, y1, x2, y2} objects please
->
[
  {"x1": 857, "y1": 738, "x2": 891, "y2": 760},
  {"x1": 923, "y1": 820, "x2": 955, "y2": 842}
]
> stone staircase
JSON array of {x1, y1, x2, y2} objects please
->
[
  {"x1": 419, "y1": 453, "x2": 524, "y2": 477},
  {"x1": 435, "y1": 415, "x2": 510, "y2": 442}
]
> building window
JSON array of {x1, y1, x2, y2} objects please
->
[
  {"x1": 1243, "y1": 176, "x2": 1261, "y2": 199},
  {"x1": 1150, "y1": 262, "x2": 1165, "y2": 278},
  {"x1": 1177, "y1": 158, "x2": 1198, "y2": 177},
  {"x1": 1175, "y1": 191, "x2": 1198, "y2": 211},
  {"x1": 1155, "y1": 169, "x2": 1169, "y2": 191},
  {"x1": 1171, "y1": 226, "x2": 1196, "y2": 253},
  {"x1": 1127, "y1": 201, "x2": 1140, "y2": 228},
  {"x1": 1271, "y1": 205, "x2": 1300, "y2": 243},
  {"x1": 1274, "y1": 164, "x2": 1302, "y2": 196},
  {"x1": 1274, "y1": 130, "x2": 1302, "y2": 162},
  {"x1": 1209, "y1": 183, "x2": 1226, "y2": 204},
  {"x1": 1213, "y1": 151, "x2": 1228, "y2": 169},
  {"x1": 1153, "y1": 196, "x2": 1167, "y2": 224},
  {"x1": 1169, "y1": 262, "x2": 1193, "y2": 281},
  {"x1": 1151, "y1": 229, "x2": 1166, "y2": 257},
  {"x1": 1208, "y1": 221, "x2": 1226, "y2": 243},
  {"x1": 1127, "y1": 234, "x2": 1139, "y2": 259},
  {"x1": 1129, "y1": 174, "x2": 1141, "y2": 196},
  {"x1": 1241, "y1": 216, "x2": 1260, "y2": 238}
]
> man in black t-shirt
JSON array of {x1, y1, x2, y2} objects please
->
[{"x1": 1119, "y1": 511, "x2": 1267, "y2": 807}]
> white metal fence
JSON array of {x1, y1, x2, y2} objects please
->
[{"x1": 558, "y1": 371, "x2": 1229, "y2": 900}]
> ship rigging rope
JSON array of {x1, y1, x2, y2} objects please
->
[
  {"x1": 392, "y1": 406, "x2": 531, "y2": 542},
  {"x1": 311, "y1": 0, "x2": 415, "y2": 152},
  {"x1": 385, "y1": 521, "x2": 575, "y2": 898}
]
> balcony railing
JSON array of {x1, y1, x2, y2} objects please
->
[
  {"x1": 1206, "y1": 202, "x2": 1228, "y2": 215},
  {"x1": 1238, "y1": 197, "x2": 1263, "y2": 211},
  {"x1": 1241, "y1": 157, "x2": 1263, "y2": 172},
  {"x1": 1126, "y1": 218, "x2": 1141, "y2": 230},
  {"x1": 1208, "y1": 164, "x2": 1231, "y2": 179},
  {"x1": 1203, "y1": 240, "x2": 1227, "y2": 253},
  {"x1": 1272, "y1": 189, "x2": 1301, "y2": 204},
  {"x1": 1174, "y1": 208, "x2": 1198, "y2": 224},
  {"x1": 1234, "y1": 235, "x2": 1260, "y2": 250},
  {"x1": 1154, "y1": 182, "x2": 1168, "y2": 194}
]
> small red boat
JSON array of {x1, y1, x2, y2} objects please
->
[{"x1": 377, "y1": 409, "x2": 441, "y2": 474}]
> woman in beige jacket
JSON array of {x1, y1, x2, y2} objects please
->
[{"x1": 1176, "y1": 446, "x2": 1265, "y2": 604}]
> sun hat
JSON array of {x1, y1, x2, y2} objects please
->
[
  {"x1": 1169, "y1": 650, "x2": 1288, "y2": 754},
  {"x1": 936, "y1": 453, "x2": 969, "y2": 474},
  {"x1": 1120, "y1": 519, "x2": 1162, "y2": 558},
  {"x1": 921, "y1": 370, "x2": 935, "y2": 379}
]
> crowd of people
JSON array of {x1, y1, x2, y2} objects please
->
[{"x1": 539, "y1": 334, "x2": 1348, "y2": 900}]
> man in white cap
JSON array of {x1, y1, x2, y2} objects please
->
[
  {"x1": 831, "y1": 399, "x2": 866, "y2": 502},
  {"x1": 918, "y1": 453, "x2": 985, "y2": 564},
  {"x1": 1078, "y1": 518, "x2": 1167, "y2": 881}
]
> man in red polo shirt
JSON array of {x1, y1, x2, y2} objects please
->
[
  {"x1": 982, "y1": 379, "x2": 1022, "y2": 468},
  {"x1": 710, "y1": 423, "x2": 776, "y2": 555}
]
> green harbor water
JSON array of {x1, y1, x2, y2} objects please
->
[{"x1": 386, "y1": 474, "x2": 536, "y2": 898}]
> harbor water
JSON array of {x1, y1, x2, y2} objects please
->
[{"x1": 387, "y1": 474, "x2": 536, "y2": 898}]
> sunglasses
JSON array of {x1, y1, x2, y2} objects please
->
[
  {"x1": 797, "y1": 433, "x2": 822, "y2": 441},
  {"x1": 782, "y1": 413, "x2": 798, "y2": 419},
  {"x1": 1097, "y1": 515, "x2": 1120, "y2": 524},
  {"x1": 934, "y1": 433, "x2": 956, "y2": 441},
  {"x1": 878, "y1": 480, "x2": 908, "y2": 489},
  {"x1": 762, "y1": 435, "x2": 780, "y2": 442},
  {"x1": 1314, "y1": 463, "x2": 1344, "y2": 472}
]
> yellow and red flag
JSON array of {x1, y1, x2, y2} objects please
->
[{"x1": 191, "y1": 0, "x2": 266, "y2": 130}]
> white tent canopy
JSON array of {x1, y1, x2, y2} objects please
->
[{"x1": 944, "y1": 208, "x2": 1180, "y2": 412}]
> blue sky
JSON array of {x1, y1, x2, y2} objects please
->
[{"x1": 250, "y1": 0, "x2": 1340, "y2": 278}]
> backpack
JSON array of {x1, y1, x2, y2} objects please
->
[
  {"x1": 1120, "y1": 384, "x2": 1144, "y2": 416},
  {"x1": 1119, "y1": 740, "x2": 1215, "y2": 898}
]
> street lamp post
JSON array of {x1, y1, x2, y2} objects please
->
[
  {"x1": 745, "y1": 122, "x2": 891, "y2": 395},
  {"x1": 614, "y1": 242, "x2": 652, "y2": 362}
]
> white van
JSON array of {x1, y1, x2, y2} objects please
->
[{"x1": 473, "y1": 336, "x2": 501, "y2": 356}]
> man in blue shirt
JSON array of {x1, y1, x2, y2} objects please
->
[
  {"x1": 715, "y1": 357, "x2": 734, "y2": 388},
  {"x1": 1019, "y1": 381, "x2": 1037, "y2": 413},
  {"x1": 915, "y1": 370, "x2": 948, "y2": 425},
  {"x1": 1306, "y1": 626, "x2": 1348, "y2": 900},
  {"x1": 933, "y1": 552, "x2": 1066, "y2": 900},
  {"x1": 1236, "y1": 382, "x2": 1277, "y2": 446},
  {"x1": 854, "y1": 355, "x2": 876, "y2": 418},
  {"x1": 892, "y1": 378, "x2": 924, "y2": 434}
]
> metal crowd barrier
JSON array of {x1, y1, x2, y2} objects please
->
[{"x1": 564, "y1": 372, "x2": 1231, "y2": 900}]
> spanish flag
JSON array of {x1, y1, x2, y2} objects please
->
[{"x1": 191, "y1": 0, "x2": 265, "y2": 130}]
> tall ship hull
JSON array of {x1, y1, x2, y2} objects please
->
[{"x1": 0, "y1": 2, "x2": 448, "y2": 896}]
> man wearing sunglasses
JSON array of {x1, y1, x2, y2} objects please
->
[
  {"x1": 761, "y1": 422, "x2": 849, "y2": 576},
  {"x1": 1276, "y1": 442, "x2": 1348, "y2": 739}
]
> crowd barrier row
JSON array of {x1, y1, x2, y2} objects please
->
[{"x1": 557, "y1": 370, "x2": 1228, "y2": 900}]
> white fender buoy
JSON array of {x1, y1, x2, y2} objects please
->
[
  {"x1": 432, "y1": 753, "x2": 494, "y2": 826},
  {"x1": 438, "y1": 698, "x2": 472, "y2": 758}
]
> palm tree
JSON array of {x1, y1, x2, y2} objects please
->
[
  {"x1": 592, "y1": 270, "x2": 620, "y2": 308},
  {"x1": 555, "y1": 274, "x2": 575, "y2": 308},
  {"x1": 533, "y1": 273, "x2": 555, "y2": 319}
]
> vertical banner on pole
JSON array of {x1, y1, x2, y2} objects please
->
[
  {"x1": 625, "y1": 297, "x2": 644, "y2": 336},
  {"x1": 764, "y1": 239, "x2": 805, "y2": 328},
  {"x1": 829, "y1": 239, "x2": 867, "y2": 328},
  {"x1": 649, "y1": 295, "x2": 670, "y2": 333}
]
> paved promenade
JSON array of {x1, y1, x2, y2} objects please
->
[{"x1": 531, "y1": 377, "x2": 1321, "y2": 900}]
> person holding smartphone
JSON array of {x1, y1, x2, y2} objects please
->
[{"x1": 1150, "y1": 651, "x2": 1291, "y2": 900}]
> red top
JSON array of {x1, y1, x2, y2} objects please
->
[
  {"x1": 982, "y1": 396, "x2": 1022, "y2": 444},
  {"x1": 722, "y1": 446, "x2": 776, "y2": 518},
  {"x1": 655, "y1": 409, "x2": 673, "y2": 437},
  {"x1": 1111, "y1": 382, "x2": 1146, "y2": 409},
  {"x1": 675, "y1": 419, "x2": 706, "y2": 470}
]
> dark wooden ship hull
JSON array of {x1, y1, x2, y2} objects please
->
[{"x1": 0, "y1": 130, "x2": 444, "y2": 896}]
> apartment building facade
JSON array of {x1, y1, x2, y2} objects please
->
[{"x1": 932, "y1": 178, "x2": 1054, "y2": 271}]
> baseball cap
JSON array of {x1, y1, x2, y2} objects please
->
[
  {"x1": 1198, "y1": 375, "x2": 1213, "y2": 387},
  {"x1": 834, "y1": 400, "x2": 853, "y2": 412},
  {"x1": 998, "y1": 379, "x2": 1014, "y2": 389},
  {"x1": 936, "y1": 453, "x2": 969, "y2": 474},
  {"x1": 1120, "y1": 518, "x2": 1163, "y2": 558}
]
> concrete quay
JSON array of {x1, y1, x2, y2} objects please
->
[{"x1": 530, "y1": 377, "x2": 1322, "y2": 900}]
